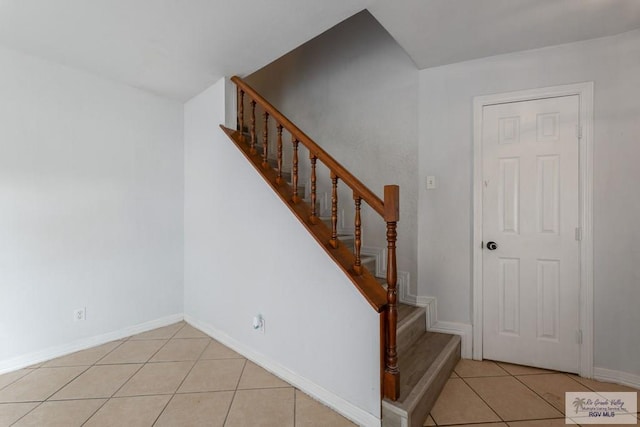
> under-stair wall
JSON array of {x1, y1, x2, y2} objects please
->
[{"x1": 184, "y1": 78, "x2": 382, "y2": 426}]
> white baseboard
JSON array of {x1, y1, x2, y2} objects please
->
[
  {"x1": 424, "y1": 298, "x2": 472, "y2": 359},
  {"x1": 399, "y1": 277, "x2": 433, "y2": 307},
  {"x1": 0, "y1": 313, "x2": 184, "y2": 375},
  {"x1": 429, "y1": 321, "x2": 473, "y2": 359},
  {"x1": 184, "y1": 314, "x2": 381, "y2": 427},
  {"x1": 361, "y1": 246, "x2": 386, "y2": 279},
  {"x1": 593, "y1": 367, "x2": 640, "y2": 390}
]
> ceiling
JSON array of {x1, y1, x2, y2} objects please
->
[
  {"x1": 1, "y1": 0, "x2": 639, "y2": 101},
  {"x1": 368, "y1": 0, "x2": 640, "y2": 70},
  {"x1": 0, "y1": 0, "x2": 370, "y2": 100}
]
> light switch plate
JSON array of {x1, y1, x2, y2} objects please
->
[{"x1": 426, "y1": 176, "x2": 436, "y2": 189}]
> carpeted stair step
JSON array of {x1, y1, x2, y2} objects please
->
[{"x1": 382, "y1": 332, "x2": 461, "y2": 427}]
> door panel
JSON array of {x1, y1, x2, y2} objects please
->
[{"x1": 482, "y1": 96, "x2": 580, "y2": 373}]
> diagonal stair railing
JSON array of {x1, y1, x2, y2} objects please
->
[{"x1": 221, "y1": 76, "x2": 401, "y2": 400}]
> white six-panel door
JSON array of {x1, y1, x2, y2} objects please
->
[{"x1": 482, "y1": 95, "x2": 580, "y2": 373}]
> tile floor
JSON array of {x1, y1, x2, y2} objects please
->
[
  {"x1": 0, "y1": 322, "x2": 356, "y2": 426},
  {"x1": 424, "y1": 359, "x2": 639, "y2": 427},
  {"x1": 2, "y1": 323, "x2": 638, "y2": 427}
]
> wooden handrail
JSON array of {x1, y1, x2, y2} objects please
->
[
  {"x1": 232, "y1": 76, "x2": 385, "y2": 216},
  {"x1": 229, "y1": 76, "x2": 400, "y2": 401}
]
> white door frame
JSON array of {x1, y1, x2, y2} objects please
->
[{"x1": 472, "y1": 82, "x2": 594, "y2": 378}]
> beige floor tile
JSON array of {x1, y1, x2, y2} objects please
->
[
  {"x1": 517, "y1": 374, "x2": 590, "y2": 413},
  {"x1": 455, "y1": 359, "x2": 510, "y2": 378},
  {"x1": 568, "y1": 375, "x2": 640, "y2": 408},
  {"x1": 150, "y1": 338, "x2": 209, "y2": 362},
  {"x1": 128, "y1": 322, "x2": 184, "y2": 340},
  {"x1": 295, "y1": 390, "x2": 356, "y2": 426},
  {"x1": 569, "y1": 375, "x2": 640, "y2": 393},
  {"x1": 25, "y1": 363, "x2": 44, "y2": 369},
  {"x1": 466, "y1": 376, "x2": 563, "y2": 421},
  {"x1": 115, "y1": 361, "x2": 194, "y2": 397},
  {"x1": 0, "y1": 402, "x2": 38, "y2": 426},
  {"x1": 0, "y1": 367, "x2": 86, "y2": 403},
  {"x1": 567, "y1": 414, "x2": 638, "y2": 426},
  {"x1": 571, "y1": 409, "x2": 640, "y2": 424},
  {"x1": 173, "y1": 324, "x2": 209, "y2": 339},
  {"x1": 430, "y1": 378, "x2": 501, "y2": 425},
  {"x1": 423, "y1": 414, "x2": 436, "y2": 426},
  {"x1": 13, "y1": 398, "x2": 106, "y2": 427},
  {"x1": 450, "y1": 371, "x2": 459, "y2": 378},
  {"x1": 96, "y1": 339, "x2": 165, "y2": 364},
  {"x1": 443, "y1": 424, "x2": 507, "y2": 427},
  {"x1": 84, "y1": 395, "x2": 170, "y2": 427},
  {"x1": 50, "y1": 364, "x2": 141, "y2": 400},
  {"x1": 226, "y1": 387, "x2": 294, "y2": 427},
  {"x1": 42, "y1": 342, "x2": 122, "y2": 368},
  {"x1": 200, "y1": 339, "x2": 244, "y2": 360},
  {"x1": 178, "y1": 359, "x2": 246, "y2": 393},
  {"x1": 497, "y1": 362, "x2": 555, "y2": 376},
  {"x1": 238, "y1": 361, "x2": 290, "y2": 390},
  {"x1": 507, "y1": 419, "x2": 568, "y2": 426},
  {"x1": 0, "y1": 370, "x2": 33, "y2": 391},
  {"x1": 154, "y1": 391, "x2": 234, "y2": 427}
]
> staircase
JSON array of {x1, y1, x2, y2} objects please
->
[{"x1": 222, "y1": 76, "x2": 460, "y2": 427}]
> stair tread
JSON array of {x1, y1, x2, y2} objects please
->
[
  {"x1": 397, "y1": 303, "x2": 422, "y2": 326},
  {"x1": 382, "y1": 331, "x2": 460, "y2": 427},
  {"x1": 395, "y1": 331, "x2": 459, "y2": 405}
]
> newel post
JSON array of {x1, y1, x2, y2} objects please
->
[{"x1": 383, "y1": 184, "x2": 400, "y2": 400}]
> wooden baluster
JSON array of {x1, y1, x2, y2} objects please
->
[
  {"x1": 310, "y1": 155, "x2": 317, "y2": 222},
  {"x1": 292, "y1": 137, "x2": 300, "y2": 203},
  {"x1": 383, "y1": 185, "x2": 400, "y2": 401},
  {"x1": 353, "y1": 195, "x2": 362, "y2": 274},
  {"x1": 276, "y1": 125, "x2": 283, "y2": 184},
  {"x1": 237, "y1": 88, "x2": 244, "y2": 141},
  {"x1": 329, "y1": 173, "x2": 339, "y2": 248},
  {"x1": 262, "y1": 112, "x2": 269, "y2": 168},
  {"x1": 250, "y1": 100, "x2": 257, "y2": 154}
]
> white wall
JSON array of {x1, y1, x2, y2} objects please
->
[
  {"x1": 184, "y1": 78, "x2": 381, "y2": 423},
  {"x1": 245, "y1": 11, "x2": 420, "y2": 295},
  {"x1": 0, "y1": 47, "x2": 184, "y2": 367},
  {"x1": 419, "y1": 30, "x2": 640, "y2": 377}
]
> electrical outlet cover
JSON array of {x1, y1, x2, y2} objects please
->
[{"x1": 74, "y1": 308, "x2": 86, "y2": 321}]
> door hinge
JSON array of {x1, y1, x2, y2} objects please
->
[
  {"x1": 481, "y1": 241, "x2": 484, "y2": 249},
  {"x1": 575, "y1": 227, "x2": 582, "y2": 241},
  {"x1": 576, "y1": 125, "x2": 583, "y2": 139},
  {"x1": 576, "y1": 329, "x2": 583, "y2": 344}
]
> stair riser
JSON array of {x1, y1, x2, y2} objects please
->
[
  {"x1": 292, "y1": 186, "x2": 305, "y2": 197},
  {"x1": 362, "y1": 257, "x2": 376, "y2": 274},
  {"x1": 397, "y1": 310, "x2": 426, "y2": 355}
]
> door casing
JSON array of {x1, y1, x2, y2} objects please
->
[{"x1": 472, "y1": 82, "x2": 594, "y2": 378}]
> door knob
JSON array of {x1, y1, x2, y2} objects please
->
[{"x1": 486, "y1": 241, "x2": 498, "y2": 250}]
